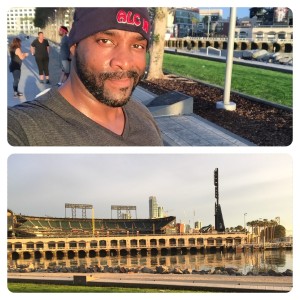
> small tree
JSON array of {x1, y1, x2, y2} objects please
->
[
  {"x1": 274, "y1": 225, "x2": 286, "y2": 239},
  {"x1": 235, "y1": 225, "x2": 243, "y2": 232}
]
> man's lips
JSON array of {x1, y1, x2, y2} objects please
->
[{"x1": 106, "y1": 77, "x2": 133, "y2": 88}]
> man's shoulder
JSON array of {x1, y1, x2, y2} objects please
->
[
  {"x1": 8, "y1": 89, "x2": 59, "y2": 118},
  {"x1": 8, "y1": 101, "x2": 48, "y2": 127}
]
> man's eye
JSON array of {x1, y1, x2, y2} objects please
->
[
  {"x1": 133, "y1": 44, "x2": 145, "y2": 49},
  {"x1": 97, "y1": 39, "x2": 113, "y2": 45}
]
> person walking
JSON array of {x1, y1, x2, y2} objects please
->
[
  {"x1": 30, "y1": 32, "x2": 50, "y2": 84},
  {"x1": 57, "y1": 26, "x2": 71, "y2": 86},
  {"x1": 8, "y1": 37, "x2": 29, "y2": 97},
  {"x1": 8, "y1": 8, "x2": 163, "y2": 146}
]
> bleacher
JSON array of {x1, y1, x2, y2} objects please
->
[{"x1": 11, "y1": 213, "x2": 176, "y2": 237}]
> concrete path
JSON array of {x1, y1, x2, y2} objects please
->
[
  {"x1": 7, "y1": 36, "x2": 61, "y2": 107},
  {"x1": 132, "y1": 87, "x2": 254, "y2": 146},
  {"x1": 7, "y1": 37, "x2": 254, "y2": 146},
  {"x1": 8, "y1": 272, "x2": 292, "y2": 292}
]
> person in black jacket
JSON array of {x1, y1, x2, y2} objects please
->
[{"x1": 8, "y1": 37, "x2": 29, "y2": 97}]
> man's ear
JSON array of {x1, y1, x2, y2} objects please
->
[{"x1": 70, "y1": 44, "x2": 76, "y2": 57}]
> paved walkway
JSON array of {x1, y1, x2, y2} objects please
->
[
  {"x1": 132, "y1": 88, "x2": 254, "y2": 146},
  {"x1": 8, "y1": 272, "x2": 292, "y2": 292},
  {"x1": 7, "y1": 37, "x2": 254, "y2": 146}
]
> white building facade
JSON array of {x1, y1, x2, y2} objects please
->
[{"x1": 7, "y1": 7, "x2": 37, "y2": 35}]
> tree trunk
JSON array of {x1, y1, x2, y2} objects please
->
[{"x1": 146, "y1": 7, "x2": 168, "y2": 80}]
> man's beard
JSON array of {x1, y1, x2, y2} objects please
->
[{"x1": 75, "y1": 51, "x2": 142, "y2": 107}]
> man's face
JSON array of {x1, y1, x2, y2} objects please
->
[{"x1": 73, "y1": 29, "x2": 147, "y2": 107}]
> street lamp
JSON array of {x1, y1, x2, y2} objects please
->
[
  {"x1": 207, "y1": 15, "x2": 211, "y2": 38},
  {"x1": 244, "y1": 213, "x2": 247, "y2": 232},
  {"x1": 54, "y1": 9, "x2": 58, "y2": 42}
]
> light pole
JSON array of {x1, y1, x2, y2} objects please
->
[
  {"x1": 207, "y1": 15, "x2": 211, "y2": 37},
  {"x1": 244, "y1": 213, "x2": 247, "y2": 232},
  {"x1": 54, "y1": 9, "x2": 58, "y2": 42},
  {"x1": 216, "y1": 7, "x2": 237, "y2": 111}
]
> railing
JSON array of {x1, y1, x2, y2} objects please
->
[
  {"x1": 169, "y1": 37, "x2": 293, "y2": 43},
  {"x1": 206, "y1": 46, "x2": 221, "y2": 56}
]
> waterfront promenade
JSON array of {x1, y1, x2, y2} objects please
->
[
  {"x1": 8, "y1": 272, "x2": 292, "y2": 292},
  {"x1": 7, "y1": 36, "x2": 254, "y2": 146}
]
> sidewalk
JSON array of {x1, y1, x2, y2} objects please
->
[
  {"x1": 7, "y1": 36, "x2": 61, "y2": 107},
  {"x1": 132, "y1": 86, "x2": 253, "y2": 146},
  {"x1": 7, "y1": 37, "x2": 254, "y2": 146},
  {"x1": 8, "y1": 272, "x2": 292, "y2": 292}
]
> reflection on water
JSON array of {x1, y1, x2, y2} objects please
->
[{"x1": 9, "y1": 250, "x2": 292, "y2": 275}]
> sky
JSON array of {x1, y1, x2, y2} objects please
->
[{"x1": 7, "y1": 154, "x2": 293, "y2": 234}]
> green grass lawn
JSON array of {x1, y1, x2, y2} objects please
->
[
  {"x1": 161, "y1": 53, "x2": 293, "y2": 107},
  {"x1": 7, "y1": 282, "x2": 205, "y2": 293}
]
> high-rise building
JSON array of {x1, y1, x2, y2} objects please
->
[
  {"x1": 157, "y1": 206, "x2": 164, "y2": 218},
  {"x1": 7, "y1": 7, "x2": 36, "y2": 35},
  {"x1": 149, "y1": 196, "x2": 158, "y2": 219}
]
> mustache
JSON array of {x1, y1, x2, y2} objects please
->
[{"x1": 100, "y1": 71, "x2": 140, "y2": 81}]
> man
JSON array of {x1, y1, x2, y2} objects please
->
[
  {"x1": 30, "y1": 32, "x2": 50, "y2": 84},
  {"x1": 57, "y1": 26, "x2": 71, "y2": 86},
  {"x1": 8, "y1": 8, "x2": 163, "y2": 146}
]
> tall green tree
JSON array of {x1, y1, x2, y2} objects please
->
[
  {"x1": 34, "y1": 8, "x2": 58, "y2": 29},
  {"x1": 146, "y1": 7, "x2": 168, "y2": 80}
]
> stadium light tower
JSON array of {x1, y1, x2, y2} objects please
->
[{"x1": 214, "y1": 168, "x2": 225, "y2": 232}]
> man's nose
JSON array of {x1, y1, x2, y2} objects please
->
[{"x1": 110, "y1": 44, "x2": 134, "y2": 71}]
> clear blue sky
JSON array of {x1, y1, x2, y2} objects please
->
[{"x1": 7, "y1": 154, "x2": 293, "y2": 235}]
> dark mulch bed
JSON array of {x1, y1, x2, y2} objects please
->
[{"x1": 139, "y1": 75, "x2": 293, "y2": 146}]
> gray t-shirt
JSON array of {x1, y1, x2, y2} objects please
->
[{"x1": 8, "y1": 88, "x2": 163, "y2": 146}]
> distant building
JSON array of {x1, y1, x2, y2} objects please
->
[
  {"x1": 166, "y1": 7, "x2": 202, "y2": 38},
  {"x1": 157, "y1": 206, "x2": 164, "y2": 218},
  {"x1": 185, "y1": 224, "x2": 191, "y2": 233},
  {"x1": 195, "y1": 221, "x2": 202, "y2": 230},
  {"x1": 199, "y1": 8, "x2": 223, "y2": 18},
  {"x1": 250, "y1": 7, "x2": 293, "y2": 26},
  {"x1": 7, "y1": 7, "x2": 36, "y2": 35},
  {"x1": 166, "y1": 7, "x2": 293, "y2": 40},
  {"x1": 176, "y1": 223, "x2": 185, "y2": 234},
  {"x1": 149, "y1": 196, "x2": 158, "y2": 219}
]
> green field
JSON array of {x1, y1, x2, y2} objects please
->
[
  {"x1": 160, "y1": 53, "x2": 293, "y2": 107},
  {"x1": 8, "y1": 282, "x2": 205, "y2": 293}
]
